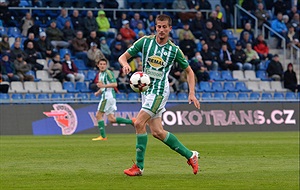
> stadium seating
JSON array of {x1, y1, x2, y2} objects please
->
[
  {"x1": 36, "y1": 70, "x2": 53, "y2": 81},
  {"x1": 209, "y1": 71, "x2": 223, "y2": 81},
  {"x1": 270, "y1": 81, "x2": 287, "y2": 92},
  {"x1": 261, "y1": 92, "x2": 273, "y2": 100},
  {"x1": 75, "y1": 82, "x2": 91, "y2": 93},
  {"x1": 74, "y1": 59, "x2": 88, "y2": 70},
  {"x1": 247, "y1": 81, "x2": 260, "y2": 92},
  {"x1": 168, "y1": 92, "x2": 177, "y2": 100},
  {"x1": 51, "y1": 93, "x2": 63, "y2": 100},
  {"x1": 273, "y1": 92, "x2": 285, "y2": 100},
  {"x1": 116, "y1": 93, "x2": 127, "y2": 100},
  {"x1": 59, "y1": 48, "x2": 72, "y2": 59},
  {"x1": 37, "y1": 81, "x2": 53, "y2": 93},
  {"x1": 214, "y1": 92, "x2": 225, "y2": 100},
  {"x1": 7, "y1": 27, "x2": 21, "y2": 37},
  {"x1": 250, "y1": 92, "x2": 261, "y2": 100},
  {"x1": 11, "y1": 93, "x2": 23, "y2": 100},
  {"x1": 63, "y1": 82, "x2": 79, "y2": 93},
  {"x1": 90, "y1": 93, "x2": 99, "y2": 100},
  {"x1": 199, "y1": 82, "x2": 213, "y2": 92},
  {"x1": 211, "y1": 82, "x2": 225, "y2": 92},
  {"x1": 77, "y1": 93, "x2": 89, "y2": 100},
  {"x1": 232, "y1": 70, "x2": 246, "y2": 81},
  {"x1": 64, "y1": 93, "x2": 75, "y2": 100},
  {"x1": 0, "y1": 27, "x2": 7, "y2": 36},
  {"x1": 86, "y1": 70, "x2": 97, "y2": 81},
  {"x1": 24, "y1": 93, "x2": 36, "y2": 101},
  {"x1": 127, "y1": 92, "x2": 139, "y2": 100},
  {"x1": 256, "y1": 70, "x2": 271, "y2": 81},
  {"x1": 259, "y1": 81, "x2": 272, "y2": 92},
  {"x1": 226, "y1": 92, "x2": 237, "y2": 100},
  {"x1": 244, "y1": 70, "x2": 260, "y2": 81},
  {"x1": 221, "y1": 70, "x2": 237, "y2": 81},
  {"x1": 177, "y1": 92, "x2": 188, "y2": 100},
  {"x1": 0, "y1": 93, "x2": 10, "y2": 100},
  {"x1": 238, "y1": 93, "x2": 249, "y2": 100},
  {"x1": 24, "y1": 81, "x2": 41, "y2": 93},
  {"x1": 37, "y1": 93, "x2": 50, "y2": 100},
  {"x1": 224, "y1": 82, "x2": 239, "y2": 92},
  {"x1": 201, "y1": 93, "x2": 213, "y2": 100},
  {"x1": 9, "y1": 81, "x2": 27, "y2": 93},
  {"x1": 285, "y1": 92, "x2": 297, "y2": 100},
  {"x1": 50, "y1": 81, "x2": 67, "y2": 93},
  {"x1": 235, "y1": 81, "x2": 252, "y2": 92}
]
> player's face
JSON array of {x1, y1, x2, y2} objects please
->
[
  {"x1": 156, "y1": 20, "x2": 172, "y2": 40},
  {"x1": 97, "y1": 61, "x2": 107, "y2": 71}
]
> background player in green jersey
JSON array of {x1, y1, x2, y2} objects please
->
[
  {"x1": 92, "y1": 58, "x2": 135, "y2": 141},
  {"x1": 119, "y1": 14, "x2": 201, "y2": 176}
]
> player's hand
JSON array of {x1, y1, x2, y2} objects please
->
[
  {"x1": 96, "y1": 81, "x2": 104, "y2": 88},
  {"x1": 122, "y1": 64, "x2": 131, "y2": 75},
  {"x1": 188, "y1": 94, "x2": 200, "y2": 109},
  {"x1": 94, "y1": 90, "x2": 101, "y2": 96}
]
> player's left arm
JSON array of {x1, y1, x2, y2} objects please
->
[{"x1": 185, "y1": 66, "x2": 200, "y2": 109}]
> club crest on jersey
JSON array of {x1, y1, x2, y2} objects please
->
[
  {"x1": 43, "y1": 104, "x2": 78, "y2": 135},
  {"x1": 147, "y1": 55, "x2": 166, "y2": 68}
]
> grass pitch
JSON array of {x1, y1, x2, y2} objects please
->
[{"x1": 0, "y1": 132, "x2": 299, "y2": 190}]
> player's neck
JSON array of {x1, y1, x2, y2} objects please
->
[{"x1": 156, "y1": 36, "x2": 169, "y2": 45}]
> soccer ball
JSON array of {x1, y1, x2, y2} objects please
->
[{"x1": 130, "y1": 72, "x2": 151, "y2": 93}]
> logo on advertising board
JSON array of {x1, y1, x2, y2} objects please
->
[{"x1": 43, "y1": 104, "x2": 78, "y2": 135}]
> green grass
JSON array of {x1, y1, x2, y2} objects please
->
[{"x1": 0, "y1": 132, "x2": 299, "y2": 190}]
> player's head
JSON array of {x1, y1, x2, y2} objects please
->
[
  {"x1": 155, "y1": 14, "x2": 172, "y2": 40},
  {"x1": 97, "y1": 58, "x2": 108, "y2": 71}
]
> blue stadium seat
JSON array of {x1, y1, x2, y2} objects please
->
[
  {"x1": 90, "y1": 93, "x2": 99, "y2": 100},
  {"x1": 169, "y1": 92, "x2": 177, "y2": 100},
  {"x1": 221, "y1": 70, "x2": 237, "y2": 81},
  {"x1": 74, "y1": 59, "x2": 88, "y2": 70},
  {"x1": 224, "y1": 82, "x2": 239, "y2": 92},
  {"x1": 63, "y1": 82, "x2": 79, "y2": 93},
  {"x1": 238, "y1": 93, "x2": 249, "y2": 100},
  {"x1": 51, "y1": 93, "x2": 63, "y2": 100},
  {"x1": 202, "y1": 93, "x2": 213, "y2": 100},
  {"x1": 116, "y1": 93, "x2": 127, "y2": 100},
  {"x1": 177, "y1": 92, "x2": 188, "y2": 100},
  {"x1": 75, "y1": 82, "x2": 91, "y2": 93},
  {"x1": 38, "y1": 93, "x2": 50, "y2": 100},
  {"x1": 211, "y1": 82, "x2": 225, "y2": 92},
  {"x1": 235, "y1": 81, "x2": 252, "y2": 92},
  {"x1": 214, "y1": 92, "x2": 225, "y2": 100},
  {"x1": 64, "y1": 93, "x2": 75, "y2": 100},
  {"x1": 209, "y1": 71, "x2": 223, "y2": 81},
  {"x1": 195, "y1": 93, "x2": 201, "y2": 100},
  {"x1": 259, "y1": 60, "x2": 270, "y2": 71},
  {"x1": 0, "y1": 27, "x2": 7, "y2": 37},
  {"x1": 11, "y1": 93, "x2": 23, "y2": 100},
  {"x1": 285, "y1": 92, "x2": 297, "y2": 100},
  {"x1": 0, "y1": 93, "x2": 10, "y2": 103},
  {"x1": 128, "y1": 92, "x2": 139, "y2": 100},
  {"x1": 7, "y1": 27, "x2": 21, "y2": 38},
  {"x1": 87, "y1": 70, "x2": 98, "y2": 81},
  {"x1": 127, "y1": 0, "x2": 142, "y2": 8},
  {"x1": 261, "y1": 92, "x2": 273, "y2": 100},
  {"x1": 25, "y1": 93, "x2": 36, "y2": 101},
  {"x1": 226, "y1": 93, "x2": 237, "y2": 100},
  {"x1": 256, "y1": 70, "x2": 272, "y2": 81},
  {"x1": 273, "y1": 92, "x2": 285, "y2": 100},
  {"x1": 250, "y1": 92, "x2": 260, "y2": 100},
  {"x1": 199, "y1": 82, "x2": 213, "y2": 92},
  {"x1": 77, "y1": 93, "x2": 89, "y2": 100},
  {"x1": 59, "y1": 48, "x2": 72, "y2": 59},
  {"x1": 19, "y1": 0, "x2": 30, "y2": 7}
]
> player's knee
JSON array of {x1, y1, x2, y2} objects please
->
[
  {"x1": 152, "y1": 131, "x2": 164, "y2": 140},
  {"x1": 107, "y1": 117, "x2": 115, "y2": 123}
]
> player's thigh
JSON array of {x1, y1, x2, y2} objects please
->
[
  {"x1": 96, "y1": 111, "x2": 105, "y2": 120},
  {"x1": 135, "y1": 110, "x2": 152, "y2": 128}
]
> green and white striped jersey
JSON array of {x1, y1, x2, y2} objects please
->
[
  {"x1": 98, "y1": 69, "x2": 116, "y2": 99},
  {"x1": 127, "y1": 35, "x2": 189, "y2": 95}
]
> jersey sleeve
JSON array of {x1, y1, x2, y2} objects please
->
[
  {"x1": 106, "y1": 70, "x2": 117, "y2": 83},
  {"x1": 127, "y1": 36, "x2": 146, "y2": 57},
  {"x1": 175, "y1": 47, "x2": 189, "y2": 69}
]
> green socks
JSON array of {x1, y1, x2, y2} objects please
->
[
  {"x1": 163, "y1": 132, "x2": 193, "y2": 159},
  {"x1": 136, "y1": 133, "x2": 148, "y2": 170},
  {"x1": 98, "y1": 120, "x2": 106, "y2": 138},
  {"x1": 116, "y1": 117, "x2": 133, "y2": 124}
]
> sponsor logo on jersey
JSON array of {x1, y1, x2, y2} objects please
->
[
  {"x1": 147, "y1": 55, "x2": 166, "y2": 68},
  {"x1": 43, "y1": 104, "x2": 78, "y2": 135}
]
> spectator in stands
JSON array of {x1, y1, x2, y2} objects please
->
[
  {"x1": 219, "y1": 43, "x2": 239, "y2": 71},
  {"x1": 87, "y1": 42, "x2": 105, "y2": 68},
  {"x1": 71, "y1": 10, "x2": 84, "y2": 34},
  {"x1": 48, "y1": 54, "x2": 65, "y2": 83},
  {"x1": 99, "y1": 37, "x2": 111, "y2": 61},
  {"x1": 116, "y1": 12, "x2": 128, "y2": 31},
  {"x1": 241, "y1": 0, "x2": 256, "y2": 13},
  {"x1": 168, "y1": 74, "x2": 180, "y2": 93},
  {"x1": 287, "y1": 24, "x2": 300, "y2": 49},
  {"x1": 62, "y1": 53, "x2": 85, "y2": 83},
  {"x1": 119, "y1": 20, "x2": 136, "y2": 45},
  {"x1": 30, "y1": 0, "x2": 42, "y2": 7},
  {"x1": 190, "y1": 51, "x2": 210, "y2": 82},
  {"x1": 10, "y1": 41, "x2": 27, "y2": 61},
  {"x1": 169, "y1": 61, "x2": 184, "y2": 84},
  {"x1": 134, "y1": 21, "x2": 147, "y2": 37},
  {"x1": 220, "y1": 33, "x2": 233, "y2": 53},
  {"x1": 284, "y1": 63, "x2": 300, "y2": 92},
  {"x1": 266, "y1": 54, "x2": 283, "y2": 81},
  {"x1": 46, "y1": 20, "x2": 70, "y2": 50},
  {"x1": 178, "y1": 22, "x2": 196, "y2": 41},
  {"x1": 23, "y1": 33, "x2": 38, "y2": 50},
  {"x1": 0, "y1": 53, "x2": 20, "y2": 82},
  {"x1": 255, "y1": 3, "x2": 271, "y2": 38},
  {"x1": 178, "y1": 68, "x2": 189, "y2": 92},
  {"x1": 288, "y1": 6, "x2": 298, "y2": 20},
  {"x1": 172, "y1": 0, "x2": 196, "y2": 22},
  {"x1": 190, "y1": 11, "x2": 205, "y2": 39},
  {"x1": 253, "y1": 34, "x2": 273, "y2": 60},
  {"x1": 24, "y1": 42, "x2": 44, "y2": 70},
  {"x1": 130, "y1": 13, "x2": 144, "y2": 30},
  {"x1": 290, "y1": 13, "x2": 300, "y2": 31},
  {"x1": 84, "y1": 11, "x2": 98, "y2": 38},
  {"x1": 202, "y1": 21, "x2": 218, "y2": 41},
  {"x1": 102, "y1": 0, "x2": 118, "y2": 19},
  {"x1": 13, "y1": 54, "x2": 34, "y2": 81},
  {"x1": 117, "y1": 67, "x2": 131, "y2": 93},
  {"x1": 71, "y1": 30, "x2": 89, "y2": 64},
  {"x1": 96, "y1": 10, "x2": 110, "y2": 38},
  {"x1": 86, "y1": 31, "x2": 100, "y2": 49},
  {"x1": 56, "y1": 8, "x2": 73, "y2": 30},
  {"x1": 179, "y1": 32, "x2": 197, "y2": 60},
  {"x1": 146, "y1": 22, "x2": 155, "y2": 35},
  {"x1": 36, "y1": 32, "x2": 53, "y2": 59},
  {"x1": 283, "y1": 15, "x2": 290, "y2": 28},
  {"x1": 62, "y1": 20, "x2": 76, "y2": 45},
  {"x1": 215, "y1": 4, "x2": 223, "y2": 21},
  {"x1": 200, "y1": 43, "x2": 218, "y2": 71},
  {"x1": 221, "y1": 0, "x2": 236, "y2": 28},
  {"x1": 273, "y1": 0, "x2": 288, "y2": 15},
  {"x1": 145, "y1": 14, "x2": 155, "y2": 32},
  {"x1": 239, "y1": 31, "x2": 253, "y2": 49},
  {"x1": 240, "y1": 23, "x2": 255, "y2": 41},
  {"x1": 0, "y1": 34, "x2": 10, "y2": 54},
  {"x1": 0, "y1": 0, "x2": 10, "y2": 26},
  {"x1": 0, "y1": 68, "x2": 9, "y2": 93},
  {"x1": 245, "y1": 43, "x2": 260, "y2": 70},
  {"x1": 199, "y1": 0, "x2": 211, "y2": 10},
  {"x1": 207, "y1": 11, "x2": 223, "y2": 37},
  {"x1": 233, "y1": 41, "x2": 252, "y2": 70},
  {"x1": 21, "y1": 12, "x2": 34, "y2": 37},
  {"x1": 110, "y1": 42, "x2": 124, "y2": 70},
  {"x1": 271, "y1": 12, "x2": 288, "y2": 49},
  {"x1": 206, "y1": 31, "x2": 221, "y2": 59}
]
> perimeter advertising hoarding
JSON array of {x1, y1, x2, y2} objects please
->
[{"x1": 0, "y1": 102, "x2": 299, "y2": 135}]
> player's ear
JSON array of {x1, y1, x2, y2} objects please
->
[{"x1": 169, "y1": 25, "x2": 172, "y2": 30}]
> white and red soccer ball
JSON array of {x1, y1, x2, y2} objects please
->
[{"x1": 129, "y1": 72, "x2": 151, "y2": 93}]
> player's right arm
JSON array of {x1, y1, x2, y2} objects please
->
[{"x1": 118, "y1": 52, "x2": 132, "y2": 75}]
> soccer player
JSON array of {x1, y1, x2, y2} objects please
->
[
  {"x1": 118, "y1": 14, "x2": 201, "y2": 176},
  {"x1": 92, "y1": 58, "x2": 135, "y2": 141}
]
